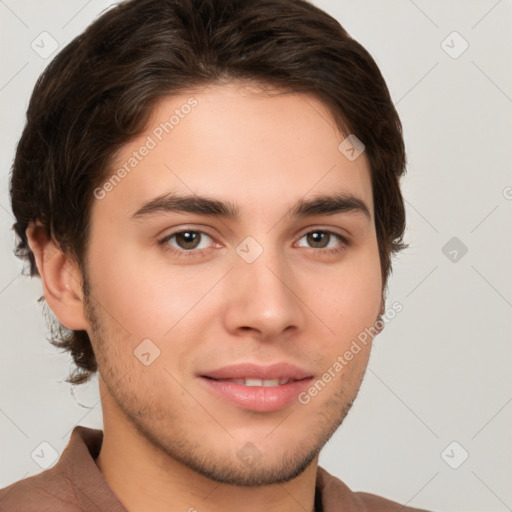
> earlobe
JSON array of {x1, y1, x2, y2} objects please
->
[{"x1": 25, "y1": 223, "x2": 89, "y2": 331}]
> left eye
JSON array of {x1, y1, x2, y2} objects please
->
[
  {"x1": 162, "y1": 230, "x2": 213, "y2": 251},
  {"x1": 296, "y1": 230, "x2": 345, "y2": 250}
]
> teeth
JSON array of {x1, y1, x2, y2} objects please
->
[
  {"x1": 225, "y1": 378, "x2": 291, "y2": 386},
  {"x1": 245, "y1": 378, "x2": 277, "y2": 387}
]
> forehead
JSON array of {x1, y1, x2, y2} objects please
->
[{"x1": 92, "y1": 81, "x2": 373, "y2": 223}]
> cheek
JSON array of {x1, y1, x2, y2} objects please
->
[
  {"x1": 85, "y1": 236, "x2": 206, "y2": 339},
  {"x1": 311, "y1": 247, "x2": 382, "y2": 348},
  {"x1": 324, "y1": 262, "x2": 381, "y2": 301},
  {"x1": 305, "y1": 260, "x2": 380, "y2": 399}
]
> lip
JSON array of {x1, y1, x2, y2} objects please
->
[
  {"x1": 199, "y1": 377, "x2": 314, "y2": 412},
  {"x1": 200, "y1": 362, "x2": 313, "y2": 381},
  {"x1": 198, "y1": 362, "x2": 314, "y2": 412}
]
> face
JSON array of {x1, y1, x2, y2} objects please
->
[{"x1": 83, "y1": 81, "x2": 382, "y2": 485}]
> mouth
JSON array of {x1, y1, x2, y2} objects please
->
[
  {"x1": 198, "y1": 362, "x2": 314, "y2": 412},
  {"x1": 203, "y1": 377, "x2": 300, "y2": 387},
  {"x1": 199, "y1": 361, "x2": 313, "y2": 382},
  {"x1": 198, "y1": 376, "x2": 314, "y2": 412}
]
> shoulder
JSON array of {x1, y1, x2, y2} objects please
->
[
  {"x1": 317, "y1": 466, "x2": 434, "y2": 512},
  {"x1": 0, "y1": 426, "x2": 117, "y2": 512},
  {"x1": 354, "y1": 490, "x2": 434, "y2": 512},
  {"x1": 0, "y1": 465, "x2": 81, "y2": 512}
]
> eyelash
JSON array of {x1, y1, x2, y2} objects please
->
[{"x1": 158, "y1": 228, "x2": 350, "y2": 259}]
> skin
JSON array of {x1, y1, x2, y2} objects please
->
[{"x1": 27, "y1": 81, "x2": 383, "y2": 512}]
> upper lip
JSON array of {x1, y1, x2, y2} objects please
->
[{"x1": 200, "y1": 362, "x2": 313, "y2": 381}]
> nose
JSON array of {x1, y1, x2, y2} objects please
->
[{"x1": 222, "y1": 245, "x2": 307, "y2": 341}]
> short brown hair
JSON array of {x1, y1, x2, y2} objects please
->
[{"x1": 10, "y1": 0, "x2": 407, "y2": 385}]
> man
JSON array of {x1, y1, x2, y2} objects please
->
[{"x1": 1, "y1": 0, "x2": 433, "y2": 510}]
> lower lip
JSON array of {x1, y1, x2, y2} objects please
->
[{"x1": 199, "y1": 376, "x2": 314, "y2": 412}]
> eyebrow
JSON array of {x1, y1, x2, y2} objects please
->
[{"x1": 131, "y1": 191, "x2": 371, "y2": 221}]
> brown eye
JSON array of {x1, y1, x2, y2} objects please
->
[
  {"x1": 174, "y1": 231, "x2": 202, "y2": 250},
  {"x1": 297, "y1": 230, "x2": 346, "y2": 250},
  {"x1": 161, "y1": 230, "x2": 214, "y2": 253},
  {"x1": 305, "y1": 231, "x2": 331, "y2": 249}
]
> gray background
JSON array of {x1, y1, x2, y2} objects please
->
[{"x1": 1, "y1": 1, "x2": 511, "y2": 511}]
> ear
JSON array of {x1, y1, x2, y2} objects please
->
[{"x1": 26, "y1": 222, "x2": 89, "y2": 331}]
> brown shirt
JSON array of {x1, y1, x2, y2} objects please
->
[{"x1": 0, "y1": 426, "x2": 432, "y2": 511}]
